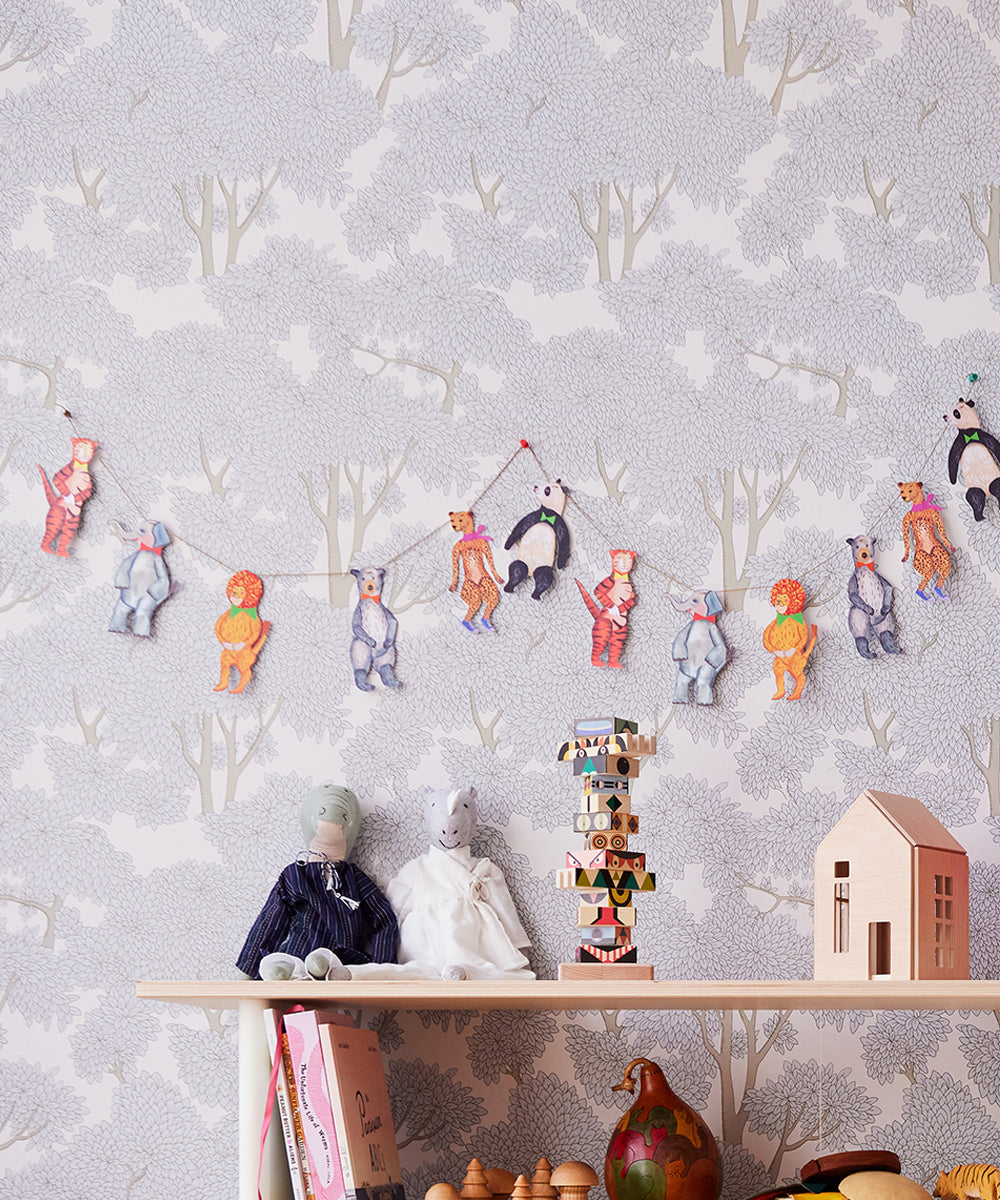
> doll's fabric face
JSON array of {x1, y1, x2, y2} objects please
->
[
  {"x1": 424, "y1": 787, "x2": 477, "y2": 851},
  {"x1": 301, "y1": 783, "x2": 361, "y2": 855}
]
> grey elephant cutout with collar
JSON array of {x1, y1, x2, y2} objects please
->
[
  {"x1": 109, "y1": 519, "x2": 172, "y2": 637},
  {"x1": 670, "y1": 589, "x2": 727, "y2": 705}
]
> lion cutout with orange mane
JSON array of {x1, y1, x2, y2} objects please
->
[
  {"x1": 762, "y1": 578, "x2": 817, "y2": 701},
  {"x1": 214, "y1": 571, "x2": 270, "y2": 695}
]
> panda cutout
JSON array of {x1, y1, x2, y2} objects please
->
[
  {"x1": 503, "y1": 479, "x2": 571, "y2": 599},
  {"x1": 945, "y1": 397, "x2": 1000, "y2": 521}
]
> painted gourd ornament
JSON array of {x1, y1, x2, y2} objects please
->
[{"x1": 604, "y1": 1058, "x2": 721, "y2": 1200}]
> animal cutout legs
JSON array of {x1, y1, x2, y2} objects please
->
[
  {"x1": 913, "y1": 548, "x2": 950, "y2": 599},
  {"x1": 854, "y1": 636, "x2": 876, "y2": 660},
  {"x1": 967, "y1": 486, "x2": 987, "y2": 521},
  {"x1": 504, "y1": 559, "x2": 529, "y2": 593},
  {"x1": 460, "y1": 578, "x2": 499, "y2": 627},
  {"x1": 378, "y1": 662, "x2": 402, "y2": 689},
  {"x1": 531, "y1": 565, "x2": 554, "y2": 599}
]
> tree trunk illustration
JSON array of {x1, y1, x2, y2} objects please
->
[
  {"x1": 962, "y1": 184, "x2": 1000, "y2": 285},
  {"x1": 303, "y1": 449, "x2": 413, "y2": 609},
  {"x1": 328, "y1": 0, "x2": 364, "y2": 70},
  {"x1": 694, "y1": 1008, "x2": 794, "y2": 1143},
  {"x1": 721, "y1": 0, "x2": 759, "y2": 77},
  {"x1": 964, "y1": 716, "x2": 1000, "y2": 817}
]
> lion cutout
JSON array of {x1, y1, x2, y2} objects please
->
[{"x1": 762, "y1": 577, "x2": 817, "y2": 701}]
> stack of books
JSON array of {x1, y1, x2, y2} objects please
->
[{"x1": 263, "y1": 1006, "x2": 405, "y2": 1200}]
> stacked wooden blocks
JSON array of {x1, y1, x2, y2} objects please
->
[{"x1": 555, "y1": 716, "x2": 656, "y2": 981}]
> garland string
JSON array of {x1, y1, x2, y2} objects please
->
[{"x1": 57, "y1": 372, "x2": 976, "y2": 601}]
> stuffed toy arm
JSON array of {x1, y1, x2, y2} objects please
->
[
  {"x1": 236, "y1": 872, "x2": 295, "y2": 979},
  {"x1": 356, "y1": 866, "x2": 400, "y2": 963}
]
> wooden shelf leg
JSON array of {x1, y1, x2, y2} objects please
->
[{"x1": 239, "y1": 997, "x2": 293, "y2": 1200}]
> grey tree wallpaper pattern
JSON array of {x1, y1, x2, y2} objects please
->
[{"x1": 3, "y1": 1, "x2": 1000, "y2": 1197}]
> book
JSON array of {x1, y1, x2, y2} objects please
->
[
  {"x1": 262, "y1": 1006, "x2": 310, "y2": 1200},
  {"x1": 318, "y1": 1022, "x2": 405, "y2": 1200},
  {"x1": 282, "y1": 1008, "x2": 353, "y2": 1200}
]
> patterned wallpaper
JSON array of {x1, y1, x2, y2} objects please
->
[{"x1": 3, "y1": 1, "x2": 1000, "y2": 1197}]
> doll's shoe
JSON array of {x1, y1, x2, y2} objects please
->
[
  {"x1": 934, "y1": 587, "x2": 949, "y2": 600},
  {"x1": 915, "y1": 589, "x2": 932, "y2": 601},
  {"x1": 461, "y1": 619, "x2": 478, "y2": 633},
  {"x1": 479, "y1": 617, "x2": 495, "y2": 632},
  {"x1": 441, "y1": 963, "x2": 468, "y2": 981},
  {"x1": 305, "y1": 948, "x2": 352, "y2": 981},
  {"x1": 260, "y1": 952, "x2": 308, "y2": 981}
]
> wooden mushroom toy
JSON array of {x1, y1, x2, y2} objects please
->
[
  {"x1": 551, "y1": 1161, "x2": 599, "y2": 1200},
  {"x1": 426, "y1": 1187, "x2": 463, "y2": 1200}
]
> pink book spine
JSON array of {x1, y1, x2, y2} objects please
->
[{"x1": 282, "y1": 1012, "x2": 347, "y2": 1200}]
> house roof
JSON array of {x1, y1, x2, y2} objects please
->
[{"x1": 860, "y1": 789, "x2": 967, "y2": 854}]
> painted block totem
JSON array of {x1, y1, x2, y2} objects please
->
[{"x1": 555, "y1": 717, "x2": 656, "y2": 981}]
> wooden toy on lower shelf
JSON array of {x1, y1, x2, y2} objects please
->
[
  {"x1": 934, "y1": 1164, "x2": 1000, "y2": 1200},
  {"x1": 555, "y1": 717, "x2": 656, "y2": 981},
  {"x1": 427, "y1": 1160, "x2": 598, "y2": 1200}
]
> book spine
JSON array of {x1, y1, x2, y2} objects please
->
[
  {"x1": 321, "y1": 1040, "x2": 357, "y2": 1200},
  {"x1": 283, "y1": 1011, "x2": 348, "y2": 1200},
  {"x1": 282, "y1": 1032, "x2": 317, "y2": 1200},
  {"x1": 262, "y1": 1009, "x2": 310, "y2": 1200}
]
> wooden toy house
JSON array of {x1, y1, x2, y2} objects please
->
[{"x1": 814, "y1": 789, "x2": 969, "y2": 981}]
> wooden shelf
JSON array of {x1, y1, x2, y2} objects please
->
[{"x1": 135, "y1": 978, "x2": 1000, "y2": 1011}]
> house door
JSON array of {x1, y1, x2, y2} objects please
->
[{"x1": 869, "y1": 921, "x2": 891, "y2": 977}]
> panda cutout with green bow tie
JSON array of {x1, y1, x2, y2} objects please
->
[
  {"x1": 945, "y1": 397, "x2": 1000, "y2": 521},
  {"x1": 503, "y1": 479, "x2": 571, "y2": 600}
]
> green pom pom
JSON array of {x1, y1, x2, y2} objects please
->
[{"x1": 969, "y1": 373, "x2": 979, "y2": 382}]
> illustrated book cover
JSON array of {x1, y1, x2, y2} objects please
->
[
  {"x1": 317, "y1": 1022, "x2": 405, "y2": 1200},
  {"x1": 281, "y1": 1008, "x2": 354, "y2": 1200}
]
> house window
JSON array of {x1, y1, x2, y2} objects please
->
[
  {"x1": 934, "y1": 874, "x2": 955, "y2": 969},
  {"x1": 833, "y1": 861, "x2": 849, "y2": 953}
]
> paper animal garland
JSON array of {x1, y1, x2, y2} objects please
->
[
  {"x1": 109, "y1": 519, "x2": 171, "y2": 637},
  {"x1": 576, "y1": 549, "x2": 636, "y2": 668},
  {"x1": 214, "y1": 571, "x2": 270, "y2": 694},
  {"x1": 670, "y1": 590, "x2": 727, "y2": 704},
  {"x1": 38, "y1": 436, "x2": 98, "y2": 557},
  {"x1": 349, "y1": 566, "x2": 401, "y2": 691},
  {"x1": 503, "y1": 480, "x2": 571, "y2": 600},
  {"x1": 555, "y1": 717, "x2": 656, "y2": 980},
  {"x1": 944, "y1": 397, "x2": 1000, "y2": 521},
  {"x1": 448, "y1": 510, "x2": 503, "y2": 633},
  {"x1": 845, "y1": 536, "x2": 900, "y2": 659},
  {"x1": 762, "y1": 578, "x2": 817, "y2": 701},
  {"x1": 898, "y1": 482, "x2": 953, "y2": 601}
]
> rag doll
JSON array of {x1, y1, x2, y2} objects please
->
[
  {"x1": 236, "y1": 783, "x2": 399, "y2": 981},
  {"x1": 386, "y1": 786, "x2": 534, "y2": 980},
  {"x1": 38, "y1": 436, "x2": 98, "y2": 556}
]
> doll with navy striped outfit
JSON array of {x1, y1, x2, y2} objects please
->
[{"x1": 236, "y1": 783, "x2": 398, "y2": 982}]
